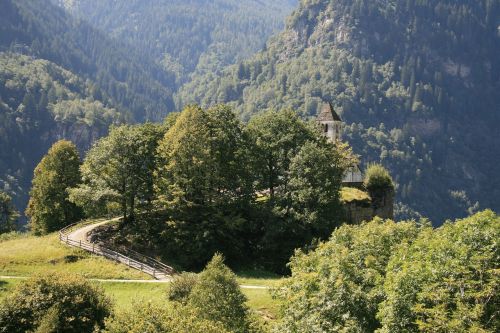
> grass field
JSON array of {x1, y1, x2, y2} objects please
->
[
  {"x1": 0, "y1": 228, "x2": 150, "y2": 280},
  {"x1": 0, "y1": 278, "x2": 281, "y2": 319},
  {"x1": 0, "y1": 225, "x2": 283, "y2": 318}
]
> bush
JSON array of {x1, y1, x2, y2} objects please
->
[
  {"x1": 103, "y1": 302, "x2": 229, "y2": 333},
  {"x1": 188, "y1": 253, "x2": 251, "y2": 333},
  {"x1": 363, "y1": 163, "x2": 394, "y2": 191},
  {"x1": 168, "y1": 272, "x2": 198, "y2": 304},
  {"x1": 0, "y1": 273, "x2": 112, "y2": 333}
]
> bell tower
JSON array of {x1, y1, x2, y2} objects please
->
[{"x1": 317, "y1": 102, "x2": 342, "y2": 142}]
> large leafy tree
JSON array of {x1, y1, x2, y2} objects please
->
[
  {"x1": 26, "y1": 140, "x2": 83, "y2": 234},
  {"x1": 246, "y1": 109, "x2": 316, "y2": 201},
  {"x1": 70, "y1": 124, "x2": 165, "y2": 222},
  {"x1": 155, "y1": 105, "x2": 254, "y2": 267},
  {"x1": 0, "y1": 191, "x2": 19, "y2": 234},
  {"x1": 379, "y1": 210, "x2": 500, "y2": 333},
  {"x1": 156, "y1": 104, "x2": 252, "y2": 209},
  {"x1": 273, "y1": 218, "x2": 423, "y2": 332},
  {"x1": 288, "y1": 140, "x2": 355, "y2": 236}
]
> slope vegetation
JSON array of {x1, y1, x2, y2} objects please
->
[{"x1": 178, "y1": 0, "x2": 500, "y2": 222}]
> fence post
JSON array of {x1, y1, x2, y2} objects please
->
[
  {"x1": 92, "y1": 243, "x2": 95, "y2": 253},
  {"x1": 79, "y1": 240, "x2": 81, "y2": 247},
  {"x1": 153, "y1": 269, "x2": 155, "y2": 278}
]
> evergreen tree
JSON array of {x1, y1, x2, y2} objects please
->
[
  {"x1": 26, "y1": 140, "x2": 83, "y2": 234},
  {"x1": 0, "y1": 191, "x2": 19, "y2": 234}
]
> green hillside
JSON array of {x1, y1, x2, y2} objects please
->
[
  {"x1": 0, "y1": 0, "x2": 175, "y2": 122},
  {"x1": 0, "y1": 53, "x2": 123, "y2": 215},
  {"x1": 55, "y1": 0, "x2": 297, "y2": 85},
  {"x1": 178, "y1": 0, "x2": 500, "y2": 223}
]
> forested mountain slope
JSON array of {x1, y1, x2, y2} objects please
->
[
  {"x1": 0, "y1": 0, "x2": 297, "y2": 220},
  {"x1": 1, "y1": 0, "x2": 175, "y2": 122},
  {"x1": 179, "y1": 0, "x2": 500, "y2": 223},
  {"x1": 54, "y1": 0, "x2": 297, "y2": 87},
  {"x1": 0, "y1": 53, "x2": 122, "y2": 217}
]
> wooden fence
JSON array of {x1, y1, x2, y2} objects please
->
[{"x1": 59, "y1": 222, "x2": 175, "y2": 280}]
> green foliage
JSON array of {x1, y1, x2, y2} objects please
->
[
  {"x1": 1, "y1": 0, "x2": 174, "y2": 122},
  {"x1": 168, "y1": 272, "x2": 199, "y2": 304},
  {"x1": 0, "y1": 191, "x2": 19, "y2": 234},
  {"x1": 26, "y1": 140, "x2": 83, "y2": 234},
  {"x1": 364, "y1": 163, "x2": 394, "y2": 192},
  {"x1": 288, "y1": 140, "x2": 352, "y2": 233},
  {"x1": 61, "y1": 0, "x2": 295, "y2": 82},
  {"x1": 246, "y1": 109, "x2": 316, "y2": 199},
  {"x1": 179, "y1": 0, "x2": 500, "y2": 222},
  {"x1": 378, "y1": 210, "x2": 500, "y2": 333},
  {"x1": 154, "y1": 105, "x2": 257, "y2": 268},
  {"x1": 188, "y1": 254, "x2": 252, "y2": 333},
  {"x1": 0, "y1": 272, "x2": 112, "y2": 333},
  {"x1": 103, "y1": 301, "x2": 230, "y2": 333},
  {"x1": 274, "y1": 218, "x2": 422, "y2": 332},
  {"x1": 0, "y1": 52, "x2": 122, "y2": 220},
  {"x1": 70, "y1": 124, "x2": 165, "y2": 221}
]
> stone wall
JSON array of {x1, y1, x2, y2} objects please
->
[{"x1": 343, "y1": 188, "x2": 394, "y2": 224}]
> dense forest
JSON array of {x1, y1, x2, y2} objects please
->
[
  {"x1": 1, "y1": 0, "x2": 499, "y2": 224},
  {"x1": 0, "y1": 53, "x2": 122, "y2": 215},
  {"x1": 54, "y1": 0, "x2": 297, "y2": 87},
  {"x1": 0, "y1": 0, "x2": 294, "y2": 219},
  {"x1": 179, "y1": 0, "x2": 500, "y2": 222}
]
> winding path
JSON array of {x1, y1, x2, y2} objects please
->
[{"x1": 60, "y1": 219, "x2": 174, "y2": 281}]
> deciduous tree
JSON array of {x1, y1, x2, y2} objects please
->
[{"x1": 26, "y1": 140, "x2": 82, "y2": 234}]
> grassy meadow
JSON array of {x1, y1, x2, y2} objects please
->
[{"x1": 0, "y1": 226, "x2": 282, "y2": 319}]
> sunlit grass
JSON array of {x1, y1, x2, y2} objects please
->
[{"x1": 0, "y1": 226, "x2": 150, "y2": 280}]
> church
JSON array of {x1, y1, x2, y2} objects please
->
[
  {"x1": 317, "y1": 103, "x2": 363, "y2": 187},
  {"x1": 317, "y1": 102, "x2": 394, "y2": 223}
]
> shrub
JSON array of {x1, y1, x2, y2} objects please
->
[
  {"x1": 103, "y1": 301, "x2": 229, "y2": 333},
  {"x1": 363, "y1": 163, "x2": 394, "y2": 191},
  {"x1": 188, "y1": 253, "x2": 251, "y2": 333},
  {"x1": 168, "y1": 272, "x2": 198, "y2": 304},
  {"x1": 0, "y1": 272, "x2": 112, "y2": 333}
]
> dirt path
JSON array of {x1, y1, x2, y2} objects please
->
[{"x1": 67, "y1": 218, "x2": 118, "y2": 243}]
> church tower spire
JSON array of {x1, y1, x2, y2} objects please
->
[{"x1": 317, "y1": 102, "x2": 342, "y2": 142}]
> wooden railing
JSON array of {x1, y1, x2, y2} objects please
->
[{"x1": 59, "y1": 222, "x2": 175, "y2": 279}]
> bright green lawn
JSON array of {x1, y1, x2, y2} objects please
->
[
  {"x1": 0, "y1": 228, "x2": 150, "y2": 280},
  {"x1": 1, "y1": 278, "x2": 281, "y2": 319},
  {"x1": 0, "y1": 221, "x2": 282, "y2": 319}
]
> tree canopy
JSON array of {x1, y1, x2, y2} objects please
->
[
  {"x1": 25, "y1": 140, "x2": 83, "y2": 234},
  {"x1": 274, "y1": 210, "x2": 499, "y2": 332}
]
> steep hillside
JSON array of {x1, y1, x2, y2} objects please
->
[
  {"x1": 55, "y1": 0, "x2": 297, "y2": 86},
  {"x1": 0, "y1": 0, "x2": 175, "y2": 122},
  {"x1": 178, "y1": 0, "x2": 500, "y2": 223},
  {"x1": 0, "y1": 53, "x2": 122, "y2": 215}
]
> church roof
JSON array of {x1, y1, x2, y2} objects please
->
[{"x1": 317, "y1": 102, "x2": 342, "y2": 122}]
